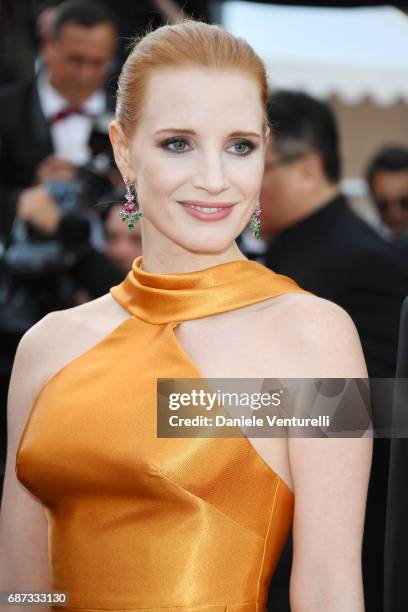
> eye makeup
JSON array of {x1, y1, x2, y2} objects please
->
[{"x1": 157, "y1": 136, "x2": 258, "y2": 157}]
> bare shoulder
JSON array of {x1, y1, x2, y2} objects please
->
[
  {"x1": 270, "y1": 292, "x2": 357, "y2": 337},
  {"x1": 259, "y1": 292, "x2": 368, "y2": 378},
  {"x1": 23, "y1": 292, "x2": 126, "y2": 344},
  {"x1": 17, "y1": 293, "x2": 129, "y2": 398}
]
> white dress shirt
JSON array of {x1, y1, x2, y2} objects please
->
[
  {"x1": 37, "y1": 69, "x2": 106, "y2": 166},
  {"x1": 36, "y1": 69, "x2": 108, "y2": 251}
]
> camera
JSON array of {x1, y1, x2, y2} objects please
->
[{"x1": 0, "y1": 112, "x2": 117, "y2": 334}]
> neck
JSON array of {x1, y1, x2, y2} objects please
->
[
  {"x1": 140, "y1": 239, "x2": 247, "y2": 275},
  {"x1": 263, "y1": 182, "x2": 341, "y2": 239}
]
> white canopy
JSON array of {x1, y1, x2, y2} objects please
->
[{"x1": 221, "y1": 2, "x2": 408, "y2": 106}]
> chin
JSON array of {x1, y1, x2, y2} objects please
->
[
  {"x1": 173, "y1": 232, "x2": 236, "y2": 255},
  {"x1": 151, "y1": 215, "x2": 245, "y2": 254},
  {"x1": 186, "y1": 240, "x2": 233, "y2": 255}
]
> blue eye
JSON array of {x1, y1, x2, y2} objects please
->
[
  {"x1": 159, "y1": 136, "x2": 257, "y2": 156},
  {"x1": 161, "y1": 137, "x2": 191, "y2": 154},
  {"x1": 229, "y1": 140, "x2": 256, "y2": 156}
]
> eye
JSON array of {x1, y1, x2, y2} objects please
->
[
  {"x1": 160, "y1": 137, "x2": 191, "y2": 154},
  {"x1": 228, "y1": 140, "x2": 257, "y2": 156}
]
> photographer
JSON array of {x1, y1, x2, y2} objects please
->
[
  {"x1": 0, "y1": 0, "x2": 126, "y2": 307},
  {"x1": 0, "y1": 0, "x2": 125, "y2": 488}
]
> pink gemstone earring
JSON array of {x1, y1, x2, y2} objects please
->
[
  {"x1": 119, "y1": 175, "x2": 143, "y2": 231},
  {"x1": 249, "y1": 200, "x2": 261, "y2": 239}
]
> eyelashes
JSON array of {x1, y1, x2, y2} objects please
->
[
  {"x1": 160, "y1": 137, "x2": 190, "y2": 155},
  {"x1": 158, "y1": 136, "x2": 258, "y2": 157}
]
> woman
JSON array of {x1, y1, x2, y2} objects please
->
[{"x1": 0, "y1": 20, "x2": 372, "y2": 612}]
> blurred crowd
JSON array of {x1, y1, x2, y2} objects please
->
[{"x1": 0, "y1": 2, "x2": 407, "y2": 612}]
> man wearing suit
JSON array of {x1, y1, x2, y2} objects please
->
[
  {"x1": 243, "y1": 91, "x2": 408, "y2": 612},
  {"x1": 365, "y1": 146, "x2": 408, "y2": 254},
  {"x1": 0, "y1": 0, "x2": 118, "y2": 245}
]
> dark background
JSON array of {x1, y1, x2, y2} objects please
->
[{"x1": 1, "y1": 1, "x2": 407, "y2": 87}]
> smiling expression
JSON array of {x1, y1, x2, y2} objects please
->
[{"x1": 111, "y1": 67, "x2": 267, "y2": 255}]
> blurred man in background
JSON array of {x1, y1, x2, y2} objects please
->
[
  {"x1": 243, "y1": 90, "x2": 408, "y2": 612},
  {"x1": 366, "y1": 146, "x2": 408, "y2": 248},
  {"x1": 0, "y1": 0, "x2": 118, "y2": 241}
]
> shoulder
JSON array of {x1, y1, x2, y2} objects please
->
[
  {"x1": 278, "y1": 292, "x2": 357, "y2": 335},
  {"x1": 263, "y1": 290, "x2": 355, "y2": 332},
  {"x1": 15, "y1": 293, "x2": 128, "y2": 396},
  {"x1": 262, "y1": 293, "x2": 367, "y2": 377},
  {"x1": 20, "y1": 292, "x2": 113, "y2": 347}
]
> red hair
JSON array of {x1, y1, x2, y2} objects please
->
[{"x1": 115, "y1": 20, "x2": 269, "y2": 139}]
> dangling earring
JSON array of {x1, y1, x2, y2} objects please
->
[
  {"x1": 119, "y1": 175, "x2": 143, "y2": 231},
  {"x1": 249, "y1": 199, "x2": 261, "y2": 240}
]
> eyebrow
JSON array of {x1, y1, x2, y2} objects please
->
[{"x1": 154, "y1": 128, "x2": 262, "y2": 139}]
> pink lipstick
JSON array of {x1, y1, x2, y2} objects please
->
[{"x1": 178, "y1": 201, "x2": 235, "y2": 221}]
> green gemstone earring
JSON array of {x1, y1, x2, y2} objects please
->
[
  {"x1": 119, "y1": 175, "x2": 144, "y2": 231},
  {"x1": 249, "y1": 199, "x2": 261, "y2": 239}
]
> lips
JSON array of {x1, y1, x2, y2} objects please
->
[
  {"x1": 180, "y1": 201, "x2": 236, "y2": 210},
  {"x1": 178, "y1": 201, "x2": 236, "y2": 221}
]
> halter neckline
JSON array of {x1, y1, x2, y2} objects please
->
[{"x1": 110, "y1": 255, "x2": 310, "y2": 325}]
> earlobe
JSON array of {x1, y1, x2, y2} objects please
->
[
  {"x1": 300, "y1": 153, "x2": 321, "y2": 191},
  {"x1": 109, "y1": 120, "x2": 133, "y2": 181}
]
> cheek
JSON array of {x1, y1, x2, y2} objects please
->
[
  {"x1": 273, "y1": 172, "x2": 293, "y2": 199},
  {"x1": 228, "y1": 156, "x2": 265, "y2": 197},
  {"x1": 133, "y1": 148, "x2": 264, "y2": 206},
  {"x1": 249, "y1": 163, "x2": 265, "y2": 194},
  {"x1": 133, "y1": 153, "x2": 188, "y2": 202}
]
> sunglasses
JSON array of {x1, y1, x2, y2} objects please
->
[{"x1": 374, "y1": 195, "x2": 408, "y2": 212}]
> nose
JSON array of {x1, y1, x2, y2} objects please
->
[
  {"x1": 191, "y1": 151, "x2": 229, "y2": 194},
  {"x1": 77, "y1": 62, "x2": 100, "y2": 85}
]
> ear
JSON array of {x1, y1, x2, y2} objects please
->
[
  {"x1": 109, "y1": 120, "x2": 134, "y2": 182},
  {"x1": 41, "y1": 36, "x2": 54, "y2": 63},
  {"x1": 299, "y1": 152, "x2": 322, "y2": 186}
]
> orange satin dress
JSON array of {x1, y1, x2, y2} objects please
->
[{"x1": 15, "y1": 256, "x2": 311, "y2": 612}]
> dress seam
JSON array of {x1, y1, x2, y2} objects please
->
[
  {"x1": 151, "y1": 463, "x2": 264, "y2": 541},
  {"x1": 256, "y1": 479, "x2": 280, "y2": 601}
]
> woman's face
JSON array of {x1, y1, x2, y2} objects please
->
[{"x1": 112, "y1": 67, "x2": 266, "y2": 255}]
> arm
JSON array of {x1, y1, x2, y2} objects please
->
[
  {"x1": 287, "y1": 299, "x2": 373, "y2": 612},
  {"x1": 0, "y1": 318, "x2": 54, "y2": 612}
]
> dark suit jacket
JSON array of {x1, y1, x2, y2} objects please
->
[
  {"x1": 384, "y1": 297, "x2": 408, "y2": 612},
  {"x1": 260, "y1": 194, "x2": 408, "y2": 612},
  {"x1": 0, "y1": 74, "x2": 116, "y2": 242},
  {"x1": 0, "y1": 73, "x2": 122, "y2": 290},
  {"x1": 264, "y1": 193, "x2": 408, "y2": 379}
]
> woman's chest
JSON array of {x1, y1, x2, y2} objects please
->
[{"x1": 172, "y1": 298, "x2": 298, "y2": 379}]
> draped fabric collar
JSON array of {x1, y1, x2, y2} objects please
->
[{"x1": 110, "y1": 255, "x2": 310, "y2": 325}]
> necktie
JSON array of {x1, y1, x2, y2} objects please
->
[{"x1": 49, "y1": 106, "x2": 89, "y2": 124}]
